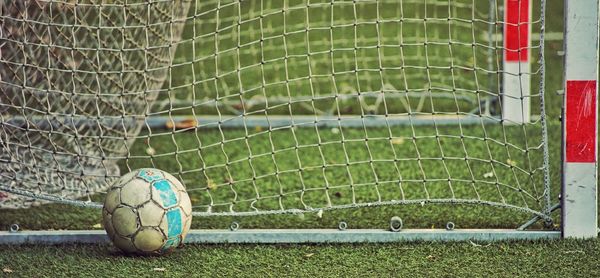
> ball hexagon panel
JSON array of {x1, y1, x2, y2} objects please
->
[
  {"x1": 181, "y1": 215, "x2": 192, "y2": 239},
  {"x1": 133, "y1": 227, "x2": 166, "y2": 253},
  {"x1": 138, "y1": 201, "x2": 165, "y2": 227},
  {"x1": 163, "y1": 172, "x2": 185, "y2": 191},
  {"x1": 156, "y1": 207, "x2": 186, "y2": 246},
  {"x1": 116, "y1": 170, "x2": 140, "y2": 187},
  {"x1": 102, "y1": 209, "x2": 116, "y2": 240},
  {"x1": 161, "y1": 208, "x2": 187, "y2": 251},
  {"x1": 165, "y1": 208, "x2": 184, "y2": 238},
  {"x1": 179, "y1": 191, "x2": 192, "y2": 216},
  {"x1": 111, "y1": 206, "x2": 139, "y2": 237},
  {"x1": 120, "y1": 178, "x2": 152, "y2": 207},
  {"x1": 103, "y1": 187, "x2": 121, "y2": 214},
  {"x1": 113, "y1": 235, "x2": 138, "y2": 254},
  {"x1": 159, "y1": 212, "x2": 169, "y2": 233},
  {"x1": 151, "y1": 180, "x2": 180, "y2": 209},
  {"x1": 137, "y1": 168, "x2": 165, "y2": 183}
]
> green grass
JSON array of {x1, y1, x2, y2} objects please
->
[
  {"x1": 0, "y1": 122, "x2": 562, "y2": 231},
  {"x1": 2, "y1": 0, "x2": 598, "y2": 277},
  {"x1": 2, "y1": 240, "x2": 600, "y2": 277}
]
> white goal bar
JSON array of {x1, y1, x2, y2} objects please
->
[
  {"x1": 0, "y1": 229, "x2": 560, "y2": 244},
  {"x1": 502, "y1": 0, "x2": 532, "y2": 124},
  {"x1": 561, "y1": 0, "x2": 599, "y2": 238}
]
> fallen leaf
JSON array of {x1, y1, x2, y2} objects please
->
[
  {"x1": 206, "y1": 179, "x2": 217, "y2": 190},
  {"x1": 426, "y1": 255, "x2": 436, "y2": 260},
  {"x1": 316, "y1": 209, "x2": 323, "y2": 219},
  {"x1": 166, "y1": 118, "x2": 198, "y2": 130},
  {"x1": 304, "y1": 253, "x2": 315, "y2": 258},
  {"x1": 391, "y1": 138, "x2": 405, "y2": 145},
  {"x1": 145, "y1": 147, "x2": 156, "y2": 156},
  {"x1": 483, "y1": 171, "x2": 494, "y2": 178},
  {"x1": 175, "y1": 119, "x2": 198, "y2": 129},
  {"x1": 92, "y1": 223, "x2": 102, "y2": 229},
  {"x1": 506, "y1": 159, "x2": 517, "y2": 167},
  {"x1": 3, "y1": 268, "x2": 13, "y2": 273},
  {"x1": 153, "y1": 268, "x2": 166, "y2": 272},
  {"x1": 469, "y1": 240, "x2": 491, "y2": 247}
]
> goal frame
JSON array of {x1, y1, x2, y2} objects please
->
[{"x1": 0, "y1": 0, "x2": 597, "y2": 244}]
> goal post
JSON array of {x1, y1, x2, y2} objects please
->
[
  {"x1": 561, "y1": 0, "x2": 599, "y2": 239},
  {"x1": 502, "y1": 0, "x2": 532, "y2": 124},
  {"x1": 0, "y1": 0, "x2": 596, "y2": 244}
]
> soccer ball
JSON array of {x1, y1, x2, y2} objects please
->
[{"x1": 102, "y1": 168, "x2": 192, "y2": 255}]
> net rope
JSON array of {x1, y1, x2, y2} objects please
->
[{"x1": 0, "y1": 0, "x2": 551, "y2": 225}]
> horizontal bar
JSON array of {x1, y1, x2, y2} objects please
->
[
  {"x1": 5, "y1": 114, "x2": 543, "y2": 130},
  {"x1": 6, "y1": 114, "x2": 501, "y2": 130},
  {"x1": 148, "y1": 115, "x2": 503, "y2": 128},
  {"x1": 0, "y1": 230, "x2": 108, "y2": 245},
  {"x1": 0, "y1": 229, "x2": 560, "y2": 245},
  {"x1": 186, "y1": 229, "x2": 560, "y2": 243}
]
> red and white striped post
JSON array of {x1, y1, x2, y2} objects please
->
[
  {"x1": 562, "y1": 0, "x2": 599, "y2": 238},
  {"x1": 502, "y1": 0, "x2": 532, "y2": 124}
]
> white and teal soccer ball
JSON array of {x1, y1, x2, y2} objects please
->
[{"x1": 102, "y1": 168, "x2": 192, "y2": 255}]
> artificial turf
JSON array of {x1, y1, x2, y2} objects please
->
[{"x1": 2, "y1": 240, "x2": 600, "y2": 277}]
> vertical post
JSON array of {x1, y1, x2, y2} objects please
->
[
  {"x1": 562, "y1": 0, "x2": 599, "y2": 238},
  {"x1": 502, "y1": 0, "x2": 531, "y2": 124}
]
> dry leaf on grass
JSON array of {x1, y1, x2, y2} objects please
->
[
  {"x1": 469, "y1": 240, "x2": 491, "y2": 247},
  {"x1": 391, "y1": 138, "x2": 405, "y2": 145},
  {"x1": 206, "y1": 179, "x2": 217, "y2": 190}
]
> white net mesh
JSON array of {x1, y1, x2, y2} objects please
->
[
  {"x1": 0, "y1": 0, "x2": 192, "y2": 207},
  {"x1": 0, "y1": 0, "x2": 551, "y2": 226}
]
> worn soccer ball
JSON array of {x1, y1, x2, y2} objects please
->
[{"x1": 102, "y1": 168, "x2": 192, "y2": 255}]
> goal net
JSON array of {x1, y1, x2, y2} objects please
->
[{"x1": 0, "y1": 0, "x2": 551, "y2": 228}]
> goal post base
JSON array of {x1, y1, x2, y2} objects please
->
[{"x1": 0, "y1": 229, "x2": 560, "y2": 245}]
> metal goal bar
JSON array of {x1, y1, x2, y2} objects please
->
[{"x1": 0, "y1": 229, "x2": 560, "y2": 245}]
